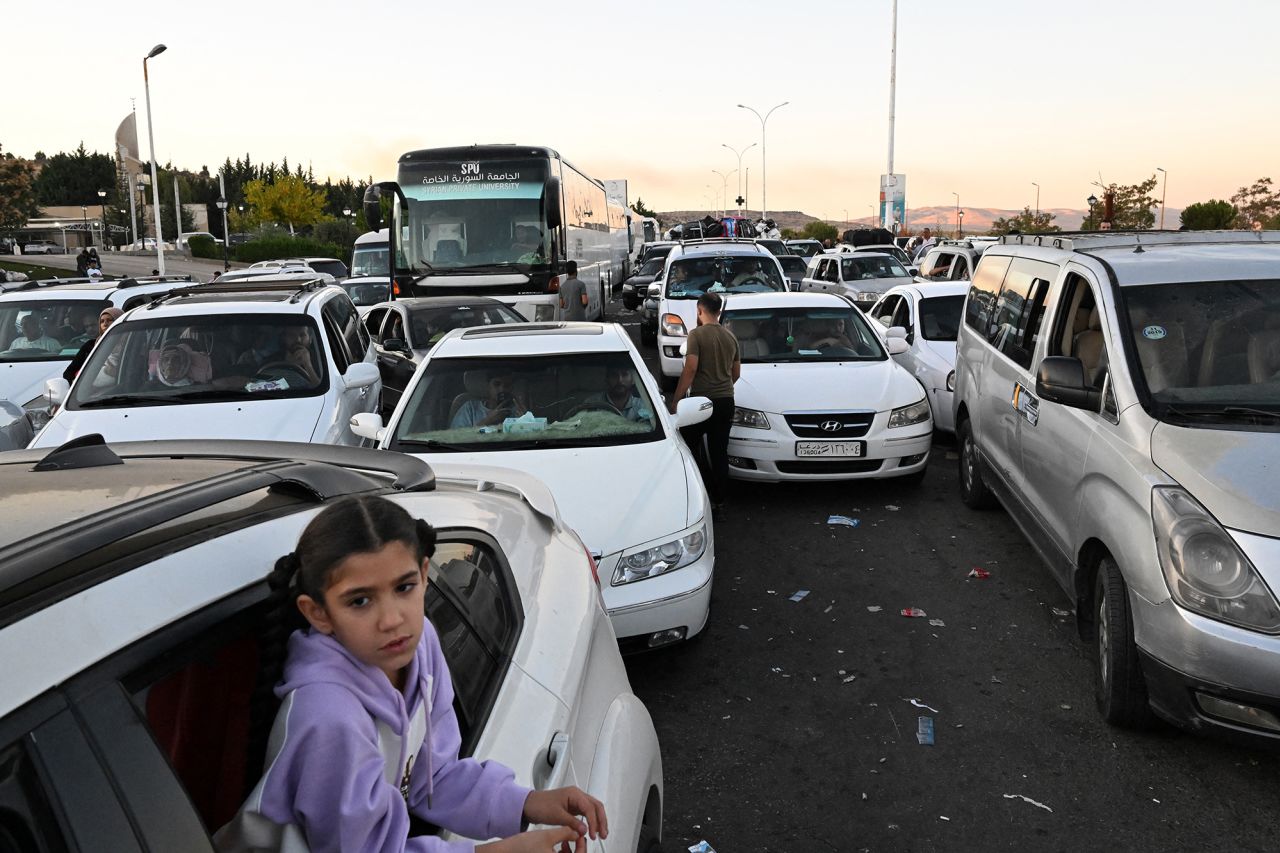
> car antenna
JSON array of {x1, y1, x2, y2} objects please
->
[{"x1": 1133, "y1": 235, "x2": 1145, "y2": 254}]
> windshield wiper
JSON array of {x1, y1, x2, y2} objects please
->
[
  {"x1": 77, "y1": 394, "x2": 185, "y2": 408},
  {"x1": 394, "y1": 438, "x2": 475, "y2": 452},
  {"x1": 1163, "y1": 404, "x2": 1280, "y2": 423}
]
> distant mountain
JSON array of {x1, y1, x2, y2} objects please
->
[{"x1": 656, "y1": 205, "x2": 1182, "y2": 234}]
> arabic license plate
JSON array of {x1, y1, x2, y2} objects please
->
[{"x1": 795, "y1": 441, "x2": 865, "y2": 457}]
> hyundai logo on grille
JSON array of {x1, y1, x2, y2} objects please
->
[{"x1": 821, "y1": 420, "x2": 843, "y2": 432}]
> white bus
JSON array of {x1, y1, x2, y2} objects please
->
[
  {"x1": 363, "y1": 145, "x2": 630, "y2": 321},
  {"x1": 350, "y1": 229, "x2": 389, "y2": 279}
]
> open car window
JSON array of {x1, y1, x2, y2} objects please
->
[{"x1": 390, "y1": 352, "x2": 662, "y2": 451}]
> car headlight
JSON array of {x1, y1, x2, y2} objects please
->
[
  {"x1": 22, "y1": 395, "x2": 51, "y2": 430},
  {"x1": 1152, "y1": 487, "x2": 1280, "y2": 632},
  {"x1": 613, "y1": 523, "x2": 708, "y2": 586},
  {"x1": 856, "y1": 291, "x2": 882, "y2": 302},
  {"x1": 732, "y1": 407, "x2": 770, "y2": 429},
  {"x1": 662, "y1": 313, "x2": 687, "y2": 337},
  {"x1": 946, "y1": 370, "x2": 956, "y2": 392},
  {"x1": 887, "y1": 398, "x2": 931, "y2": 428}
]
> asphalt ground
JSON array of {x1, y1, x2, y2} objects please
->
[{"x1": 609, "y1": 297, "x2": 1280, "y2": 853}]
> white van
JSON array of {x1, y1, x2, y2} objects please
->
[{"x1": 351, "y1": 229, "x2": 390, "y2": 278}]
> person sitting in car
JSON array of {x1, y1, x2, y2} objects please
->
[
  {"x1": 450, "y1": 370, "x2": 528, "y2": 428},
  {"x1": 729, "y1": 260, "x2": 767, "y2": 288},
  {"x1": 10, "y1": 314, "x2": 62, "y2": 353},
  {"x1": 580, "y1": 366, "x2": 653, "y2": 423},
  {"x1": 795, "y1": 318, "x2": 854, "y2": 352},
  {"x1": 278, "y1": 325, "x2": 321, "y2": 385}
]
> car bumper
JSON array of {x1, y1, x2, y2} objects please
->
[
  {"x1": 1134, "y1": 591, "x2": 1280, "y2": 746},
  {"x1": 600, "y1": 546, "x2": 714, "y2": 649},
  {"x1": 727, "y1": 422, "x2": 933, "y2": 482},
  {"x1": 657, "y1": 334, "x2": 686, "y2": 377},
  {"x1": 928, "y1": 387, "x2": 955, "y2": 433}
]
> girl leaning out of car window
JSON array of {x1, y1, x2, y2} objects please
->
[{"x1": 216, "y1": 495, "x2": 607, "y2": 853}]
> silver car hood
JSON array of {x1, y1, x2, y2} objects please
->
[{"x1": 1150, "y1": 421, "x2": 1280, "y2": 536}]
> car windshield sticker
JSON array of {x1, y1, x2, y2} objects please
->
[
  {"x1": 245, "y1": 378, "x2": 289, "y2": 392},
  {"x1": 1012, "y1": 382, "x2": 1040, "y2": 426},
  {"x1": 1142, "y1": 325, "x2": 1167, "y2": 340}
]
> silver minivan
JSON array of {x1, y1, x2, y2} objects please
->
[{"x1": 952, "y1": 230, "x2": 1280, "y2": 745}]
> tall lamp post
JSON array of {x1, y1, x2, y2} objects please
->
[
  {"x1": 143, "y1": 43, "x2": 168, "y2": 275},
  {"x1": 1087, "y1": 194, "x2": 1098, "y2": 231},
  {"x1": 1031, "y1": 182, "x2": 1040, "y2": 219},
  {"x1": 737, "y1": 101, "x2": 788, "y2": 221},
  {"x1": 81, "y1": 206, "x2": 88, "y2": 249},
  {"x1": 721, "y1": 142, "x2": 756, "y2": 214},
  {"x1": 712, "y1": 170, "x2": 736, "y2": 217},
  {"x1": 1156, "y1": 167, "x2": 1168, "y2": 229},
  {"x1": 119, "y1": 208, "x2": 131, "y2": 247},
  {"x1": 216, "y1": 197, "x2": 229, "y2": 271},
  {"x1": 97, "y1": 189, "x2": 107, "y2": 248},
  {"x1": 951, "y1": 192, "x2": 960, "y2": 238},
  {"x1": 958, "y1": 210, "x2": 965, "y2": 238}
]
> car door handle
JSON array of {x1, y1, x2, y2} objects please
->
[{"x1": 540, "y1": 731, "x2": 571, "y2": 791}]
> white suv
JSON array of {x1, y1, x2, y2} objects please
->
[
  {"x1": 0, "y1": 438, "x2": 664, "y2": 851},
  {"x1": 954, "y1": 230, "x2": 1280, "y2": 745},
  {"x1": 33, "y1": 277, "x2": 381, "y2": 448},
  {"x1": 655, "y1": 239, "x2": 789, "y2": 379}
]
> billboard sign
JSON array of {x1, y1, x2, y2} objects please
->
[{"x1": 879, "y1": 174, "x2": 906, "y2": 233}]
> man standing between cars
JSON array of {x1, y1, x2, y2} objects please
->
[
  {"x1": 912, "y1": 228, "x2": 936, "y2": 262},
  {"x1": 559, "y1": 260, "x2": 588, "y2": 321},
  {"x1": 669, "y1": 292, "x2": 739, "y2": 518}
]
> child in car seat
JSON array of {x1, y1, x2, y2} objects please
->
[{"x1": 216, "y1": 495, "x2": 606, "y2": 853}]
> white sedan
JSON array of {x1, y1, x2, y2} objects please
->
[
  {"x1": 868, "y1": 281, "x2": 969, "y2": 433},
  {"x1": 720, "y1": 292, "x2": 934, "y2": 483},
  {"x1": 352, "y1": 321, "x2": 717, "y2": 652}
]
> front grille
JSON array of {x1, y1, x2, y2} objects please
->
[
  {"x1": 785, "y1": 412, "x2": 875, "y2": 438},
  {"x1": 776, "y1": 459, "x2": 884, "y2": 474}
]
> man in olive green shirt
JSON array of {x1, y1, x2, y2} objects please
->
[{"x1": 669, "y1": 293, "x2": 740, "y2": 516}]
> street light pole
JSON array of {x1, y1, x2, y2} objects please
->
[
  {"x1": 721, "y1": 142, "x2": 757, "y2": 214},
  {"x1": 143, "y1": 43, "x2": 168, "y2": 275},
  {"x1": 958, "y1": 210, "x2": 965, "y2": 238},
  {"x1": 1031, "y1": 182, "x2": 1040, "y2": 219},
  {"x1": 712, "y1": 169, "x2": 736, "y2": 217},
  {"x1": 738, "y1": 101, "x2": 788, "y2": 221},
  {"x1": 952, "y1": 192, "x2": 960, "y2": 238},
  {"x1": 1087, "y1": 194, "x2": 1098, "y2": 231},
  {"x1": 97, "y1": 189, "x2": 107, "y2": 248},
  {"x1": 1156, "y1": 167, "x2": 1167, "y2": 229}
]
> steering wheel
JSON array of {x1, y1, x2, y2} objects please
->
[
  {"x1": 255, "y1": 361, "x2": 312, "y2": 384},
  {"x1": 565, "y1": 402, "x2": 621, "y2": 418}
]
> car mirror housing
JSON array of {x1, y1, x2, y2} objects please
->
[
  {"x1": 381, "y1": 338, "x2": 410, "y2": 354},
  {"x1": 342, "y1": 361, "x2": 381, "y2": 390},
  {"x1": 675, "y1": 396, "x2": 714, "y2": 429},
  {"x1": 45, "y1": 377, "x2": 70, "y2": 406},
  {"x1": 887, "y1": 337, "x2": 910, "y2": 355},
  {"x1": 349, "y1": 411, "x2": 386, "y2": 441},
  {"x1": 1036, "y1": 356, "x2": 1102, "y2": 412},
  {"x1": 886, "y1": 326, "x2": 908, "y2": 340}
]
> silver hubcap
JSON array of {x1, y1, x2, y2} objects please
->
[
  {"x1": 962, "y1": 434, "x2": 976, "y2": 490},
  {"x1": 1098, "y1": 591, "x2": 1110, "y2": 688}
]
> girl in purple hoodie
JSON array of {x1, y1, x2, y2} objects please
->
[{"x1": 217, "y1": 495, "x2": 607, "y2": 853}]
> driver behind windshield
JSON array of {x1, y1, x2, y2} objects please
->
[
  {"x1": 451, "y1": 370, "x2": 528, "y2": 428},
  {"x1": 795, "y1": 318, "x2": 854, "y2": 352},
  {"x1": 11, "y1": 313, "x2": 61, "y2": 353},
  {"x1": 730, "y1": 260, "x2": 765, "y2": 288},
  {"x1": 581, "y1": 366, "x2": 653, "y2": 422}
]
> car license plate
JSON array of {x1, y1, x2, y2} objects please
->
[{"x1": 795, "y1": 441, "x2": 865, "y2": 457}]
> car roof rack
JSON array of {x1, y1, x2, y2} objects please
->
[
  {"x1": 0, "y1": 437, "x2": 436, "y2": 624},
  {"x1": 998, "y1": 230, "x2": 1280, "y2": 251},
  {"x1": 115, "y1": 274, "x2": 194, "y2": 289},
  {"x1": 146, "y1": 277, "x2": 331, "y2": 308},
  {"x1": 677, "y1": 238, "x2": 766, "y2": 248}
]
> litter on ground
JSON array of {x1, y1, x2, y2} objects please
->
[
  {"x1": 967, "y1": 567, "x2": 991, "y2": 579},
  {"x1": 901, "y1": 607, "x2": 927, "y2": 618},
  {"x1": 885, "y1": 505, "x2": 900, "y2": 511},
  {"x1": 789, "y1": 589, "x2": 810, "y2": 602},
  {"x1": 827, "y1": 514, "x2": 861, "y2": 527},
  {"x1": 689, "y1": 843, "x2": 717, "y2": 853},
  {"x1": 867, "y1": 605, "x2": 883, "y2": 612},
  {"x1": 929, "y1": 619, "x2": 946, "y2": 627},
  {"x1": 1051, "y1": 607, "x2": 1072, "y2": 617},
  {"x1": 917, "y1": 716, "x2": 935, "y2": 745},
  {"x1": 908, "y1": 698, "x2": 939, "y2": 713},
  {"x1": 1003, "y1": 793, "x2": 1054, "y2": 813}
]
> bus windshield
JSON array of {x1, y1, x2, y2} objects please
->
[{"x1": 399, "y1": 159, "x2": 552, "y2": 273}]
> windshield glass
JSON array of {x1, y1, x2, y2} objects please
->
[
  {"x1": 408, "y1": 303, "x2": 524, "y2": 347},
  {"x1": 389, "y1": 353, "x2": 661, "y2": 451},
  {"x1": 399, "y1": 159, "x2": 550, "y2": 273},
  {"x1": 919, "y1": 295, "x2": 965, "y2": 341},
  {"x1": 723, "y1": 306, "x2": 886, "y2": 362},
  {"x1": 842, "y1": 256, "x2": 910, "y2": 280},
  {"x1": 342, "y1": 280, "x2": 392, "y2": 306},
  {"x1": 351, "y1": 244, "x2": 389, "y2": 278},
  {"x1": 0, "y1": 299, "x2": 107, "y2": 362},
  {"x1": 69, "y1": 313, "x2": 328, "y2": 408},
  {"x1": 1123, "y1": 279, "x2": 1280, "y2": 417},
  {"x1": 786, "y1": 241, "x2": 821, "y2": 258},
  {"x1": 637, "y1": 258, "x2": 665, "y2": 277},
  {"x1": 756, "y1": 240, "x2": 788, "y2": 256},
  {"x1": 666, "y1": 256, "x2": 787, "y2": 298},
  {"x1": 858, "y1": 246, "x2": 912, "y2": 265},
  {"x1": 778, "y1": 256, "x2": 808, "y2": 273},
  {"x1": 307, "y1": 260, "x2": 348, "y2": 279}
]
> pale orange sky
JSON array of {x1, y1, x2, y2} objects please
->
[{"x1": 5, "y1": 0, "x2": 1278, "y2": 215}]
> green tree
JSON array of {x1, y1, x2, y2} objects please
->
[
  {"x1": 1083, "y1": 176, "x2": 1160, "y2": 230},
  {"x1": 1229, "y1": 177, "x2": 1280, "y2": 229},
  {"x1": 32, "y1": 142, "x2": 116, "y2": 205},
  {"x1": 243, "y1": 175, "x2": 327, "y2": 235},
  {"x1": 0, "y1": 146, "x2": 40, "y2": 239},
  {"x1": 988, "y1": 207, "x2": 1060, "y2": 235},
  {"x1": 632, "y1": 197, "x2": 658, "y2": 221},
  {"x1": 1180, "y1": 200, "x2": 1237, "y2": 230},
  {"x1": 800, "y1": 220, "x2": 838, "y2": 242}
]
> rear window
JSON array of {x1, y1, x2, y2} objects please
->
[
  {"x1": 920, "y1": 295, "x2": 966, "y2": 341},
  {"x1": 307, "y1": 260, "x2": 349, "y2": 279}
]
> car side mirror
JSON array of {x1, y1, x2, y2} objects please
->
[
  {"x1": 1036, "y1": 356, "x2": 1101, "y2": 411},
  {"x1": 887, "y1": 337, "x2": 909, "y2": 355},
  {"x1": 675, "y1": 396, "x2": 714, "y2": 428},
  {"x1": 45, "y1": 377, "x2": 70, "y2": 405},
  {"x1": 342, "y1": 361, "x2": 381, "y2": 390},
  {"x1": 886, "y1": 326, "x2": 908, "y2": 340},
  {"x1": 382, "y1": 337, "x2": 410, "y2": 353},
  {"x1": 349, "y1": 411, "x2": 386, "y2": 441},
  {"x1": 545, "y1": 177, "x2": 563, "y2": 229},
  {"x1": 647, "y1": 283, "x2": 661, "y2": 297}
]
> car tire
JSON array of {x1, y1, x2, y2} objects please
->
[
  {"x1": 637, "y1": 824, "x2": 663, "y2": 853},
  {"x1": 957, "y1": 417, "x2": 997, "y2": 509},
  {"x1": 1094, "y1": 557, "x2": 1153, "y2": 728},
  {"x1": 640, "y1": 322, "x2": 656, "y2": 346}
]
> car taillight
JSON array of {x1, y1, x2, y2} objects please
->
[{"x1": 547, "y1": 275, "x2": 561, "y2": 293}]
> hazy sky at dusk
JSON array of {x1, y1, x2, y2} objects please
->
[{"x1": 5, "y1": 0, "x2": 1277, "y2": 215}]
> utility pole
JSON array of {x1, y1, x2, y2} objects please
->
[
  {"x1": 885, "y1": 0, "x2": 898, "y2": 231},
  {"x1": 1156, "y1": 167, "x2": 1168, "y2": 229}
]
